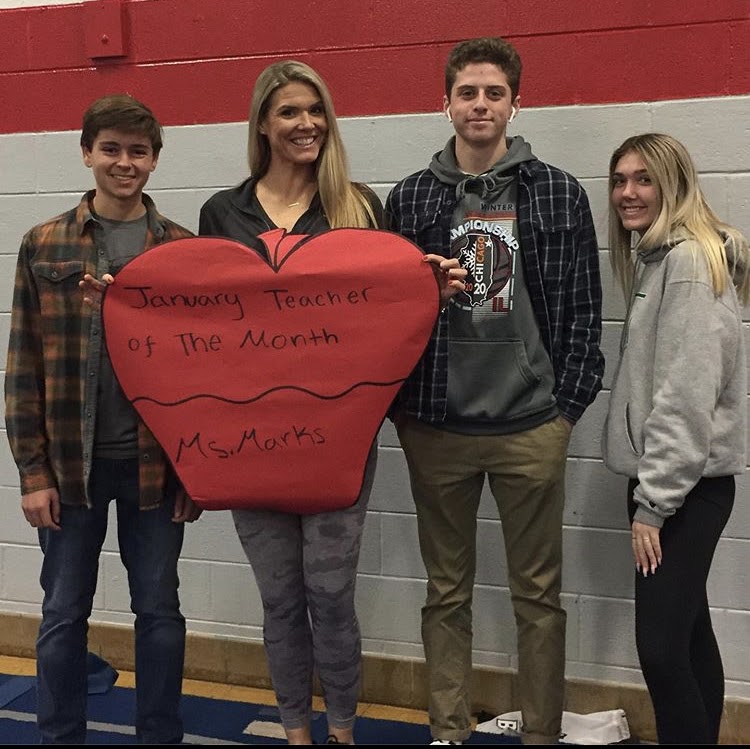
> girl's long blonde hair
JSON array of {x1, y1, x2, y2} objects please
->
[
  {"x1": 247, "y1": 60, "x2": 375, "y2": 229},
  {"x1": 608, "y1": 133, "x2": 749, "y2": 304}
]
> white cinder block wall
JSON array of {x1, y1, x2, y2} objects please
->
[{"x1": 1, "y1": 95, "x2": 748, "y2": 699}]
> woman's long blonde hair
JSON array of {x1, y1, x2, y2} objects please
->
[
  {"x1": 608, "y1": 133, "x2": 749, "y2": 304},
  {"x1": 247, "y1": 60, "x2": 375, "y2": 229}
]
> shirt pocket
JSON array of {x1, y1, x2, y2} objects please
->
[
  {"x1": 530, "y1": 206, "x2": 576, "y2": 234},
  {"x1": 32, "y1": 260, "x2": 86, "y2": 317},
  {"x1": 396, "y1": 196, "x2": 448, "y2": 253},
  {"x1": 530, "y1": 210, "x2": 576, "y2": 278}
]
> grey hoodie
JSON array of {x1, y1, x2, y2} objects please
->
[
  {"x1": 429, "y1": 135, "x2": 534, "y2": 207},
  {"x1": 603, "y1": 236, "x2": 747, "y2": 527},
  {"x1": 428, "y1": 136, "x2": 558, "y2": 432}
]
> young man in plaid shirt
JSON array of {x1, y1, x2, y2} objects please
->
[
  {"x1": 387, "y1": 38, "x2": 604, "y2": 745},
  {"x1": 5, "y1": 94, "x2": 201, "y2": 744}
]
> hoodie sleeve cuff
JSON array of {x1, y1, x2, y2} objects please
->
[{"x1": 632, "y1": 503, "x2": 666, "y2": 529}]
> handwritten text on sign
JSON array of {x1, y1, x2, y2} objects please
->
[{"x1": 122, "y1": 284, "x2": 373, "y2": 358}]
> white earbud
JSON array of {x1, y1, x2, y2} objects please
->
[
  {"x1": 508, "y1": 109, "x2": 516, "y2": 123},
  {"x1": 446, "y1": 107, "x2": 452, "y2": 123}
]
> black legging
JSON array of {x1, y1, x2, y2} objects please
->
[{"x1": 628, "y1": 476, "x2": 734, "y2": 745}]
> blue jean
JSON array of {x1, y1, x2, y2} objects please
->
[{"x1": 36, "y1": 458, "x2": 186, "y2": 744}]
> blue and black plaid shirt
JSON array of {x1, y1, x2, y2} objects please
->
[{"x1": 386, "y1": 155, "x2": 604, "y2": 424}]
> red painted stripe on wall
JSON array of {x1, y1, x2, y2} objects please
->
[{"x1": 1, "y1": 0, "x2": 748, "y2": 134}]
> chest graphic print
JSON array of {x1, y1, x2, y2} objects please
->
[{"x1": 450, "y1": 209, "x2": 518, "y2": 314}]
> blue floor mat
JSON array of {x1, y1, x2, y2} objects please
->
[{"x1": 0, "y1": 673, "x2": 517, "y2": 744}]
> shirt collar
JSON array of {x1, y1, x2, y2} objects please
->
[{"x1": 76, "y1": 190, "x2": 165, "y2": 239}]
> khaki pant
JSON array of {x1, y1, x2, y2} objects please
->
[{"x1": 396, "y1": 414, "x2": 571, "y2": 744}]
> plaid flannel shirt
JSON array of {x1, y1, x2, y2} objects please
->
[
  {"x1": 5, "y1": 192, "x2": 193, "y2": 508},
  {"x1": 386, "y1": 156, "x2": 604, "y2": 424}
]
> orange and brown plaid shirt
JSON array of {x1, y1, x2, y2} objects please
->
[{"x1": 5, "y1": 191, "x2": 193, "y2": 509}]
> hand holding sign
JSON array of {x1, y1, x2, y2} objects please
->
[{"x1": 102, "y1": 229, "x2": 438, "y2": 513}]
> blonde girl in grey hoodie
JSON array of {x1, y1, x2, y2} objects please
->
[{"x1": 604, "y1": 133, "x2": 749, "y2": 745}]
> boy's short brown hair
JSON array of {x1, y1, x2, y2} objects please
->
[
  {"x1": 445, "y1": 37, "x2": 522, "y2": 100},
  {"x1": 80, "y1": 94, "x2": 163, "y2": 154}
]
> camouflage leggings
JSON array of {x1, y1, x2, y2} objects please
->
[{"x1": 232, "y1": 445, "x2": 377, "y2": 730}]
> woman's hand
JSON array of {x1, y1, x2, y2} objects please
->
[
  {"x1": 631, "y1": 520, "x2": 662, "y2": 576},
  {"x1": 422, "y1": 254, "x2": 467, "y2": 308},
  {"x1": 79, "y1": 273, "x2": 114, "y2": 306}
]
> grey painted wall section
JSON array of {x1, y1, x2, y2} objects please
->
[{"x1": 0, "y1": 95, "x2": 748, "y2": 699}]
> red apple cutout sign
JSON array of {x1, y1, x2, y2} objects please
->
[{"x1": 102, "y1": 229, "x2": 438, "y2": 513}]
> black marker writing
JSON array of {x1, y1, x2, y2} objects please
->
[
  {"x1": 175, "y1": 424, "x2": 326, "y2": 463},
  {"x1": 123, "y1": 286, "x2": 245, "y2": 320},
  {"x1": 239, "y1": 328, "x2": 339, "y2": 350},
  {"x1": 175, "y1": 332, "x2": 223, "y2": 356},
  {"x1": 264, "y1": 287, "x2": 372, "y2": 311}
]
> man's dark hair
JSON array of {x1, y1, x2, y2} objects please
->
[
  {"x1": 445, "y1": 37, "x2": 522, "y2": 100},
  {"x1": 80, "y1": 94, "x2": 164, "y2": 154}
]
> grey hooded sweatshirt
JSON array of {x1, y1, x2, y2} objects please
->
[
  {"x1": 429, "y1": 136, "x2": 558, "y2": 434},
  {"x1": 603, "y1": 235, "x2": 747, "y2": 527}
]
